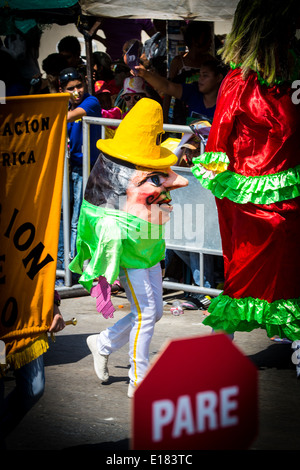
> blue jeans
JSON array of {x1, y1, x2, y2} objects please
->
[
  {"x1": 70, "y1": 166, "x2": 83, "y2": 260},
  {"x1": 0, "y1": 355, "x2": 45, "y2": 442},
  {"x1": 57, "y1": 166, "x2": 83, "y2": 268}
]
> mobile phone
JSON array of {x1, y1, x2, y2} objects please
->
[{"x1": 125, "y1": 40, "x2": 140, "y2": 75}]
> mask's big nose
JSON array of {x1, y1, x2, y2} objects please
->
[{"x1": 166, "y1": 169, "x2": 189, "y2": 191}]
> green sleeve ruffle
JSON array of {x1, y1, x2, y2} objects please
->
[
  {"x1": 192, "y1": 152, "x2": 230, "y2": 173},
  {"x1": 203, "y1": 293, "x2": 300, "y2": 341},
  {"x1": 192, "y1": 153, "x2": 300, "y2": 205}
]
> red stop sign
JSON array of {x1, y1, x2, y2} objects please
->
[{"x1": 132, "y1": 333, "x2": 258, "y2": 450}]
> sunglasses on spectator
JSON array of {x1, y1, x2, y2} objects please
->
[
  {"x1": 59, "y1": 70, "x2": 82, "y2": 86},
  {"x1": 123, "y1": 94, "x2": 143, "y2": 102}
]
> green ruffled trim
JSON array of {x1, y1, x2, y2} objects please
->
[
  {"x1": 203, "y1": 293, "x2": 300, "y2": 341},
  {"x1": 229, "y1": 61, "x2": 284, "y2": 86},
  {"x1": 192, "y1": 158, "x2": 300, "y2": 205},
  {"x1": 193, "y1": 152, "x2": 230, "y2": 167}
]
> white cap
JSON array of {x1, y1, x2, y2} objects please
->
[{"x1": 121, "y1": 76, "x2": 147, "y2": 96}]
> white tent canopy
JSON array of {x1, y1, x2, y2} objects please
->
[{"x1": 80, "y1": 0, "x2": 239, "y2": 22}]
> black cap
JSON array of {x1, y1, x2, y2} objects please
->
[{"x1": 59, "y1": 67, "x2": 82, "y2": 86}]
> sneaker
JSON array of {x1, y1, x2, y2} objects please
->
[
  {"x1": 182, "y1": 293, "x2": 211, "y2": 310},
  {"x1": 86, "y1": 335, "x2": 109, "y2": 382},
  {"x1": 55, "y1": 278, "x2": 65, "y2": 287},
  {"x1": 128, "y1": 383, "x2": 136, "y2": 398}
]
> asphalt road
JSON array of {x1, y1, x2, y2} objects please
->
[{"x1": 3, "y1": 288, "x2": 300, "y2": 453}]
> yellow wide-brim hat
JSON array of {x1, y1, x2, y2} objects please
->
[{"x1": 97, "y1": 97, "x2": 177, "y2": 169}]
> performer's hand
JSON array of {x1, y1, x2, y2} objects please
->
[
  {"x1": 49, "y1": 304, "x2": 66, "y2": 332},
  {"x1": 198, "y1": 164, "x2": 216, "y2": 179}
]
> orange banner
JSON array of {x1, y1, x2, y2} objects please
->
[{"x1": 0, "y1": 93, "x2": 69, "y2": 369}]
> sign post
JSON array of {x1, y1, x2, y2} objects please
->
[{"x1": 132, "y1": 333, "x2": 258, "y2": 450}]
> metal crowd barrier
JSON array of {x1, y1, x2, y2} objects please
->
[{"x1": 56, "y1": 116, "x2": 223, "y2": 298}]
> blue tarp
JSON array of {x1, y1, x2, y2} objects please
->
[
  {"x1": 0, "y1": 0, "x2": 80, "y2": 34},
  {"x1": 0, "y1": 0, "x2": 78, "y2": 9}
]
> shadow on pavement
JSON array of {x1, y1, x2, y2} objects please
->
[
  {"x1": 248, "y1": 343, "x2": 294, "y2": 370},
  {"x1": 44, "y1": 334, "x2": 93, "y2": 366}
]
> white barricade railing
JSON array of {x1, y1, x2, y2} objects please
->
[{"x1": 57, "y1": 116, "x2": 222, "y2": 298}]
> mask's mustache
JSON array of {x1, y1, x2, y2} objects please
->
[{"x1": 146, "y1": 192, "x2": 171, "y2": 206}]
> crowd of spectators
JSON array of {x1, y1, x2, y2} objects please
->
[{"x1": 1, "y1": 19, "x2": 229, "y2": 300}]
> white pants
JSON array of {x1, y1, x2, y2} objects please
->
[{"x1": 97, "y1": 262, "x2": 163, "y2": 387}]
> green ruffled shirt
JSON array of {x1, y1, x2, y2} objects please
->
[{"x1": 69, "y1": 200, "x2": 166, "y2": 292}]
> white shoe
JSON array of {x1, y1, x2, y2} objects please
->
[
  {"x1": 87, "y1": 335, "x2": 109, "y2": 382},
  {"x1": 127, "y1": 383, "x2": 135, "y2": 398}
]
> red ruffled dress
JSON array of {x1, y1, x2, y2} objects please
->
[{"x1": 191, "y1": 66, "x2": 300, "y2": 340}]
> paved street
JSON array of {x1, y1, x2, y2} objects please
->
[{"x1": 3, "y1": 288, "x2": 300, "y2": 452}]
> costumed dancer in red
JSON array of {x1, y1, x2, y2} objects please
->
[{"x1": 191, "y1": 0, "x2": 300, "y2": 375}]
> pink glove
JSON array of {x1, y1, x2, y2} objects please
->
[{"x1": 90, "y1": 276, "x2": 115, "y2": 319}]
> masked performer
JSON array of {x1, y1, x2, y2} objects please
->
[
  {"x1": 191, "y1": 0, "x2": 300, "y2": 374},
  {"x1": 69, "y1": 98, "x2": 188, "y2": 396}
]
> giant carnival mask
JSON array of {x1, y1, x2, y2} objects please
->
[{"x1": 85, "y1": 98, "x2": 188, "y2": 225}]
